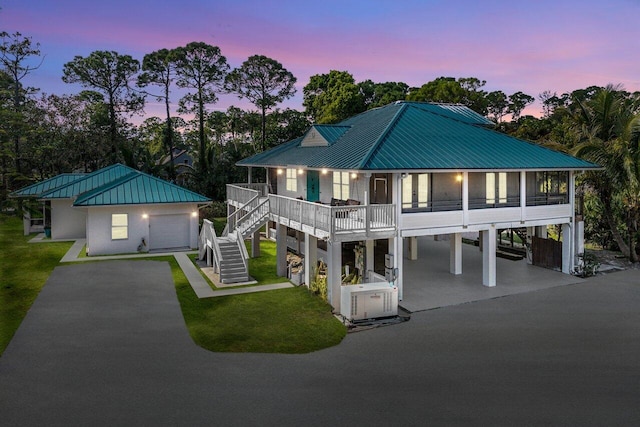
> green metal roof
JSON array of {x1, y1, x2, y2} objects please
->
[
  {"x1": 312, "y1": 124, "x2": 351, "y2": 144},
  {"x1": 39, "y1": 164, "x2": 138, "y2": 199},
  {"x1": 9, "y1": 173, "x2": 85, "y2": 198},
  {"x1": 12, "y1": 163, "x2": 209, "y2": 206},
  {"x1": 73, "y1": 170, "x2": 210, "y2": 206},
  {"x1": 238, "y1": 101, "x2": 599, "y2": 171}
]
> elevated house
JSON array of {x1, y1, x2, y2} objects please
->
[
  {"x1": 12, "y1": 164, "x2": 210, "y2": 255},
  {"x1": 200, "y1": 101, "x2": 598, "y2": 317},
  {"x1": 159, "y1": 148, "x2": 194, "y2": 186}
]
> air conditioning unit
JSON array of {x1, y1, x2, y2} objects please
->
[{"x1": 341, "y1": 283, "x2": 398, "y2": 321}]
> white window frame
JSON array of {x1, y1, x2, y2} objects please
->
[
  {"x1": 286, "y1": 168, "x2": 297, "y2": 192},
  {"x1": 111, "y1": 213, "x2": 128, "y2": 240},
  {"x1": 333, "y1": 171, "x2": 350, "y2": 200},
  {"x1": 402, "y1": 173, "x2": 429, "y2": 211},
  {"x1": 486, "y1": 172, "x2": 507, "y2": 205}
]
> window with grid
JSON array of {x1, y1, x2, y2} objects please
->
[{"x1": 286, "y1": 168, "x2": 297, "y2": 192}]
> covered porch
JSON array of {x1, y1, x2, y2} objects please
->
[{"x1": 400, "y1": 236, "x2": 584, "y2": 312}]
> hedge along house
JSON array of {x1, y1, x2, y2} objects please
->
[
  {"x1": 200, "y1": 101, "x2": 599, "y2": 317},
  {"x1": 11, "y1": 164, "x2": 210, "y2": 255}
]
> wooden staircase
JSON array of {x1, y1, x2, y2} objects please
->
[{"x1": 199, "y1": 196, "x2": 270, "y2": 285}]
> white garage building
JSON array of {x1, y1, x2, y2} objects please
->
[{"x1": 11, "y1": 163, "x2": 210, "y2": 255}]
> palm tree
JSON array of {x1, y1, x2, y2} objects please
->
[{"x1": 571, "y1": 85, "x2": 640, "y2": 261}]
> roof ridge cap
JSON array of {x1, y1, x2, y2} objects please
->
[
  {"x1": 73, "y1": 171, "x2": 140, "y2": 204},
  {"x1": 358, "y1": 103, "x2": 408, "y2": 169},
  {"x1": 413, "y1": 103, "x2": 493, "y2": 127}
]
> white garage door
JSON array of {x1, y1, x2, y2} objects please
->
[{"x1": 149, "y1": 214, "x2": 190, "y2": 250}]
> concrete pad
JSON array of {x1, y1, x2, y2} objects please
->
[
  {"x1": 401, "y1": 237, "x2": 584, "y2": 312},
  {"x1": 173, "y1": 252, "x2": 216, "y2": 298},
  {"x1": 60, "y1": 238, "x2": 86, "y2": 262}
]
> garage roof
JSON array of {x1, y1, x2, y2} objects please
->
[
  {"x1": 10, "y1": 173, "x2": 86, "y2": 198},
  {"x1": 11, "y1": 164, "x2": 210, "y2": 206},
  {"x1": 74, "y1": 170, "x2": 210, "y2": 206}
]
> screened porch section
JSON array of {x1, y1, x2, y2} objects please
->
[{"x1": 401, "y1": 171, "x2": 570, "y2": 214}]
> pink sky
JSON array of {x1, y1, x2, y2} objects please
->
[{"x1": 2, "y1": 0, "x2": 639, "y2": 121}]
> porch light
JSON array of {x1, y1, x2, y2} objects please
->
[
  {"x1": 191, "y1": 212, "x2": 198, "y2": 217},
  {"x1": 142, "y1": 213, "x2": 148, "y2": 219},
  {"x1": 321, "y1": 168, "x2": 328, "y2": 175},
  {"x1": 298, "y1": 169, "x2": 304, "y2": 175},
  {"x1": 456, "y1": 174, "x2": 463, "y2": 182},
  {"x1": 277, "y1": 168, "x2": 283, "y2": 175},
  {"x1": 351, "y1": 172, "x2": 357, "y2": 179}
]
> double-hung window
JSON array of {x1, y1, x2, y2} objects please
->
[
  {"x1": 286, "y1": 168, "x2": 297, "y2": 192},
  {"x1": 333, "y1": 172, "x2": 349, "y2": 200},
  {"x1": 111, "y1": 214, "x2": 128, "y2": 240}
]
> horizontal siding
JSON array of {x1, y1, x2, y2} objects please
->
[
  {"x1": 468, "y1": 207, "x2": 521, "y2": 225},
  {"x1": 401, "y1": 211, "x2": 464, "y2": 230},
  {"x1": 525, "y1": 204, "x2": 572, "y2": 221}
]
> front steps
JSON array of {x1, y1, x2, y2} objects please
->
[{"x1": 218, "y1": 239, "x2": 249, "y2": 284}]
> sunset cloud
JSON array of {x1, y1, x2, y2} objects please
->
[{"x1": 2, "y1": 0, "x2": 638, "y2": 120}]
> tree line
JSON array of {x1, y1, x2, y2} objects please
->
[{"x1": 1, "y1": 31, "x2": 639, "y2": 260}]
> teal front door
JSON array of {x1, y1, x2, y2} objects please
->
[{"x1": 307, "y1": 170, "x2": 320, "y2": 202}]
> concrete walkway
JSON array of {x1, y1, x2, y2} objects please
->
[
  {"x1": 50, "y1": 235, "x2": 293, "y2": 298},
  {"x1": 1, "y1": 262, "x2": 639, "y2": 425}
]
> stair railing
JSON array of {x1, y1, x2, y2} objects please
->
[
  {"x1": 225, "y1": 193, "x2": 261, "y2": 236},
  {"x1": 200, "y1": 219, "x2": 224, "y2": 273},
  {"x1": 235, "y1": 229, "x2": 250, "y2": 277},
  {"x1": 236, "y1": 197, "x2": 270, "y2": 238}
]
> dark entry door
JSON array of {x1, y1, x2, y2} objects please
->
[
  {"x1": 307, "y1": 170, "x2": 320, "y2": 202},
  {"x1": 373, "y1": 176, "x2": 388, "y2": 204}
]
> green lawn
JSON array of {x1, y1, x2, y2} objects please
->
[
  {"x1": 0, "y1": 214, "x2": 346, "y2": 355},
  {"x1": 0, "y1": 215, "x2": 73, "y2": 355},
  {"x1": 175, "y1": 237, "x2": 346, "y2": 353},
  {"x1": 168, "y1": 253, "x2": 345, "y2": 353}
]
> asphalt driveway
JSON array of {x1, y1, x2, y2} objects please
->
[{"x1": 1, "y1": 260, "x2": 639, "y2": 426}]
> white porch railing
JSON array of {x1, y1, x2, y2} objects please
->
[
  {"x1": 226, "y1": 183, "x2": 268, "y2": 206},
  {"x1": 268, "y1": 194, "x2": 395, "y2": 239}
]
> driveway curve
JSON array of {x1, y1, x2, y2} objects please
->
[{"x1": 1, "y1": 260, "x2": 639, "y2": 426}]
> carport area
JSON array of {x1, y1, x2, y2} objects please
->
[{"x1": 401, "y1": 236, "x2": 584, "y2": 312}]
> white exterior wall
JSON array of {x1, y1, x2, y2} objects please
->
[
  {"x1": 276, "y1": 170, "x2": 365, "y2": 204},
  {"x1": 86, "y1": 203, "x2": 199, "y2": 256},
  {"x1": 51, "y1": 199, "x2": 86, "y2": 239}
]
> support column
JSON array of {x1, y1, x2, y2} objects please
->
[
  {"x1": 462, "y1": 171, "x2": 469, "y2": 227},
  {"x1": 526, "y1": 227, "x2": 534, "y2": 264},
  {"x1": 365, "y1": 239, "x2": 375, "y2": 282},
  {"x1": 562, "y1": 223, "x2": 572, "y2": 274},
  {"x1": 482, "y1": 227, "x2": 497, "y2": 287},
  {"x1": 276, "y1": 223, "x2": 287, "y2": 278},
  {"x1": 520, "y1": 171, "x2": 527, "y2": 222},
  {"x1": 327, "y1": 240, "x2": 342, "y2": 312},
  {"x1": 408, "y1": 236, "x2": 418, "y2": 261},
  {"x1": 536, "y1": 226, "x2": 548, "y2": 238},
  {"x1": 251, "y1": 230, "x2": 260, "y2": 258},
  {"x1": 395, "y1": 235, "x2": 404, "y2": 300},
  {"x1": 450, "y1": 232, "x2": 462, "y2": 275},
  {"x1": 575, "y1": 220, "x2": 584, "y2": 259},
  {"x1": 304, "y1": 234, "x2": 317, "y2": 287}
]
